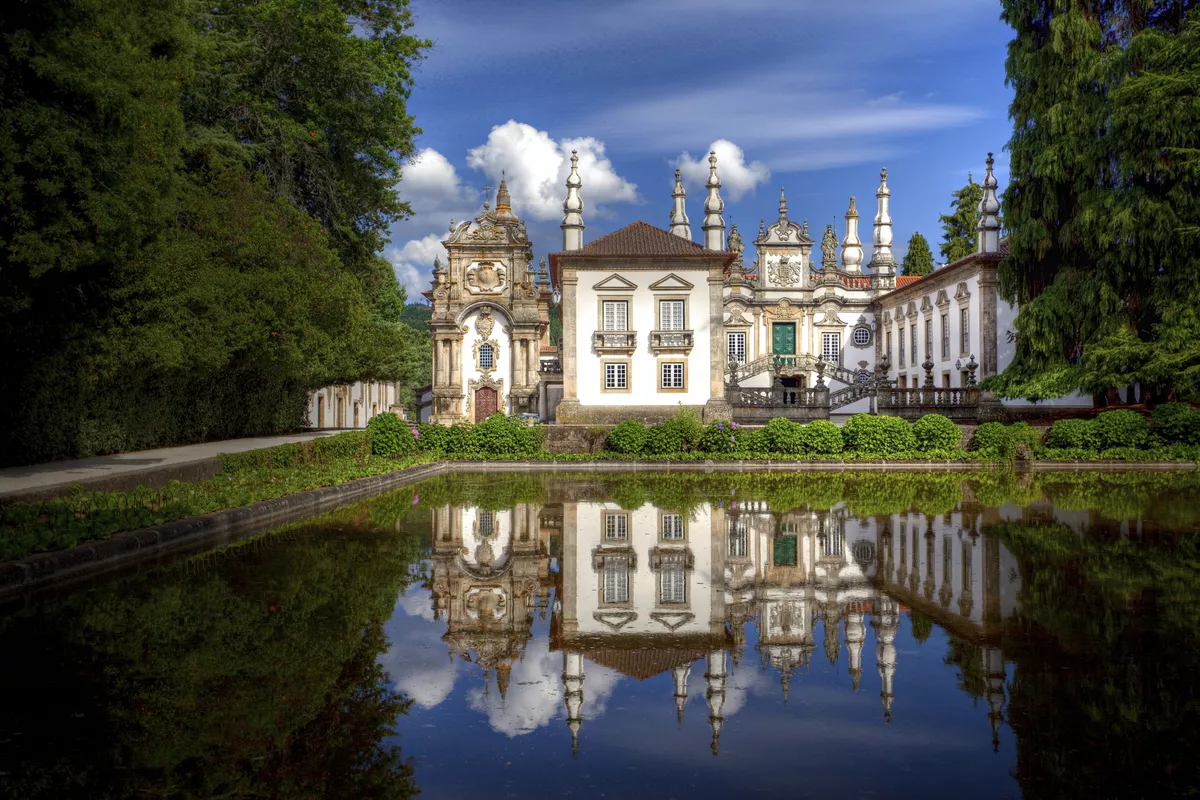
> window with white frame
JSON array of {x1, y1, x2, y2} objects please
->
[
  {"x1": 821, "y1": 332, "x2": 840, "y2": 364},
  {"x1": 478, "y1": 342, "x2": 494, "y2": 371},
  {"x1": 924, "y1": 319, "x2": 933, "y2": 359},
  {"x1": 660, "y1": 564, "x2": 686, "y2": 604},
  {"x1": 910, "y1": 325, "x2": 918, "y2": 365},
  {"x1": 603, "y1": 562, "x2": 629, "y2": 603},
  {"x1": 960, "y1": 308, "x2": 970, "y2": 354},
  {"x1": 602, "y1": 300, "x2": 628, "y2": 331},
  {"x1": 727, "y1": 331, "x2": 747, "y2": 364},
  {"x1": 604, "y1": 512, "x2": 628, "y2": 541},
  {"x1": 941, "y1": 314, "x2": 950, "y2": 359},
  {"x1": 898, "y1": 328, "x2": 906, "y2": 366},
  {"x1": 661, "y1": 513, "x2": 684, "y2": 541},
  {"x1": 659, "y1": 300, "x2": 685, "y2": 331},
  {"x1": 729, "y1": 521, "x2": 748, "y2": 557},
  {"x1": 604, "y1": 362, "x2": 628, "y2": 390},
  {"x1": 661, "y1": 361, "x2": 685, "y2": 390}
]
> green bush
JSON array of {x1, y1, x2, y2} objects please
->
[
  {"x1": 972, "y1": 422, "x2": 1042, "y2": 459},
  {"x1": 801, "y1": 420, "x2": 844, "y2": 454},
  {"x1": 1093, "y1": 409, "x2": 1149, "y2": 449},
  {"x1": 842, "y1": 414, "x2": 917, "y2": 455},
  {"x1": 1151, "y1": 403, "x2": 1200, "y2": 446},
  {"x1": 468, "y1": 413, "x2": 542, "y2": 457},
  {"x1": 646, "y1": 409, "x2": 704, "y2": 455},
  {"x1": 440, "y1": 423, "x2": 473, "y2": 454},
  {"x1": 911, "y1": 414, "x2": 962, "y2": 451},
  {"x1": 220, "y1": 431, "x2": 370, "y2": 472},
  {"x1": 366, "y1": 413, "x2": 416, "y2": 457},
  {"x1": 763, "y1": 418, "x2": 804, "y2": 455},
  {"x1": 739, "y1": 428, "x2": 768, "y2": 454},
  {"x1": 1045, "y1": 418, "x2": 1099, "y2": 450},
  {"x1": 700, "y1": 421, "x2": 748, "y2": 454},
  {"x1": 608, "y1": 420, "x2": 649, "y2": 454},
  {"x1": 416, "y1": 422, "x2": 446, "y2": 452}
]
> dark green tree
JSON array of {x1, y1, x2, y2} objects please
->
[
  {"x1": 937, "y1": 175, "x2": 983, "y2": 263},
  {"x1": 901, "y1": 232, "x2": 936, "y2": 276}
]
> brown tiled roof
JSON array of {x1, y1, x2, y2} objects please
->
[
  {"x1": 577, "y1": 220, "x2": 710, "y2": 256},
  {"x1": 896, "y1": 275, "x2": 923, "y2": 287},
  {"x1": 584, "y1": 646, "x2": 708, "y2": 681}
]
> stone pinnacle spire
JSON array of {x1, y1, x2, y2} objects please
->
[
  {"x1": 703, "y1": 151, "x2": 725, "y2": 251},
  {"x1": 563, "y1": 652, "x2": 585, "y2": 754},
  {"x1": 669, "y1": 168, "x2": 692, "y2": 240},
  {"x1": 870, "y1": 167, "x2": 896, "y2": 274},
  {"x1": 495, "y1": 172, "x2": 513, "y2": 217},
  {"x1": 778, "y1": 187, "x2": 788, "y2": 219},
  {"x1": 976, "y1": 153, "x2": 1001, "y2": 254},
  {"x1": 672, "y1": 664, "x2": 691, "y2": 723},
  {"x1": 561, "y1": 149, "x2": 584, "y2": 251},
  {"x1": 841, "y1": 195, "x2": 864, "y2": 274}
]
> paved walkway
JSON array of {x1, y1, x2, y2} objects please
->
[{"x1": 0, "y1": 432, "x2": 336, "y2": 499}]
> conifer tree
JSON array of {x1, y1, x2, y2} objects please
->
[
  {"x1": 902, "y1": 232, "x2": 935, "y2": 276},
  {"x1": 938, "y1": 176, "x2": 983, "y2": 263}
]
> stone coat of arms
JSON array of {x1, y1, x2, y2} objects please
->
[
  {"x1": 766, "y1": 254, "x2": 802, "y2": 287},
  {"x1": 466, "y1": 261, "x2": 506, "y2": 294}
]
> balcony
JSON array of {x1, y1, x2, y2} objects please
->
[
  {"x1": 649, "y1": 329, "x2": 694, "y2": 354},
  {"x1": 593, "y1": 330, "x2": 637, "y2": 355}
]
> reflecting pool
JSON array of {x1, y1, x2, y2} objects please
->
[{"x1": 3, "y1": 470, "x2": 1200, "y2": 799}]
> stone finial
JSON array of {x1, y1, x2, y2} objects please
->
[
  {"x1": 669, "y1": 168, "x2": 692, "y2": 240},
  {"x1": 702, "y1": 150, "x2": 725, "y2": 251},
  {"x1": 495, "y1": 174, "x2": 513, "y2": 216},
  {"x1": 758, "y1": 219, "x2": 766, "y2": 241},
  {"x1": 870, "y1": 166, "x2": 896, "y2": 273},
  {"x1": 842, "y1": 195, "x2": 864, "y2": 274},
  {"x1": 561, "y1": 149, "x2": 584, "y2": 251},
  {"x1": 976, "y1": 152, "x2": 1001, "y2": 254},
  {"x1": 778, "y1": 187, "x2": 788, "y2": 219}
]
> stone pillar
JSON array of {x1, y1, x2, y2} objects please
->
[
  {"x1": 562, "y1": 502, "x2": 578, "y2": 633},
  {"x1": 703, "y1": 267, "x2": 733, "y2": 421},
  {"x1": 753, "y1": 308, "x2": 762, "y2": 359},
  {"x1": 557, "y1": 269, "x2": 583, "y2": 421},
  {"x1": 979, "y1": 269, "x2": 999, "y2": 379},
  {"x1": 710, "y1": 506, "x2": 726, "y2": 636}
]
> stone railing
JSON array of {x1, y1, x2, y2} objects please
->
[
  {"x1": 539, "y1": 357, "x2": 562, "y2": 374},
  {"x1": 728, "y1": 386, "x2": 830, "y2": 422},
  {"x1": 649, "y1": 330, "x2": 694, "y2": 354},
  {"x1": 878, "y1": 386, "x2": 982, "y2": 420},
  {"x1": 592, "y1": 330, "x2": 637, "y2": 354}
]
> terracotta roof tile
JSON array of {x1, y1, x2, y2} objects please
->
[
  {"x1": 576, "y1": 220, "x2": 711, "y2": 256},
  {"x1": 896, "y1": 275, "x2": 923, "y2": 287}
]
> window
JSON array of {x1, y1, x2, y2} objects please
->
[
  {"x1": 898, "y1": 329, "x2": 906, "y2": 367},
  {"x1": 478, "y1": 342, "x2": 494, "y2": 371},
  {"x1": 660, "y1": 565, "x2": 686, "y2": 604},
  {"x1": 729, "y1": 521, "x2": 747, "y2": 557},
  {"x1": 660, "y1": 361, "x2": 685, "y2": 390},
  {"x1": 661, "y1": 513, "x2": 684, "y2": 541},
  {"x1": 924, "y1": 319, "x2": 933, "y2": 359},
  {"x1": 603, "y1": 562, "x2": 629, "y2": 603},
  {"x1": 604, "y1": 512, "x2": 628, "y2": 541},
  {"x1": 960, "y1": 308, "x2": 970, "y2": 354},
  {"x1": 773, "y1": 534, "x2": 798, "y2": 567},
  {"x1": 910, "y1": 325, "x2": 918, "y2": 365},
  {"x1": 602, "y1": 300, "x2": 628, "y2": 331},
  {"x1": 727, "y1": 332, "x2": 747, "y2": 364},
  {"x1": 478, "y1": 510, "x2": 494, "y2": 536},
  {"x1": 821, "y1": 332, "x2": 840, "y2": 364},
  {"x1": 852, "y1": 326, "x2": 871, "y2": 347},
  {"x1": 886, "y1": 330, "x2": 892, "y2": 358},
  {"x1": 659, "y1": 300, "x2": 685, "y2": 331},
  {"x1": 604, "y1": 362, "x2": 628, "y2": 390},
  {"x1": 941, "y1": 314, "x2": 950, "y2": 359}
]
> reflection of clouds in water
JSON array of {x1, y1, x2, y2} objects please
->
[
  {"x1": 381, "y1": 583, "x2": 459, "y2": 709},
  {"x1": 686, "y1": 656, "x2": 775, "y2": 718},
  {"x1": 466, "y1": 639, "x2": 623, "y2": 737}
]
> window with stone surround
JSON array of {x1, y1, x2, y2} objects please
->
[
  {"x1": 604, "y1": 512, "x2": 628, "y2": 541},
  {"x1": 659, "y1": 564, "x2": 687, "y2": 604},
  {"x1": 941, "y1": 314, "x2": 950, "y2": 360},
  {"x1": 602, "y1": 300, "x2": 628, "y2": 331},
  {"x1": 658, "y1": 299, "x2": 685, "y2": 331},
  {"x1": 727, "y1": 331, "x2": 746, "y2": 364},
  {"x1": 660, "y1": 361, "x2": 685, "y2": 391},
  {"x1": 603, "y1": 361, "x2": 628, "y2": 391},
  {"x1": 960, "y1": 308, "x2": 970, "y2": 355},
  {"x1": 822, "y1": 332, "x2": 840, "y2": 364}
]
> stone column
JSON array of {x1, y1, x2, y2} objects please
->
[
  {"x1": 979, "y1": 268, "x2": 999, "y2": 379},
  {"x1": 557, "y1": 268, "x2": 583, "y2": 421},
  {"x1": 703, "y1": 266, "x2": 733, "y2": 421},
  {"x1": 562, "y1": 502, "x2": 578, "y2": 633},
  {"x1": 710, "y1": 506, "x2": 726, "y2": 636}
]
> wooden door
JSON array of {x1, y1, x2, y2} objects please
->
[
  {"x1": 772, "y1": 323, "x2": 796, "y2": 355},
  {"x1": 474, "y1": 387, "x2": 498, "y2": 422}
]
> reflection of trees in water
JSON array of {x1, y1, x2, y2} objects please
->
[
  {"x1": 995, "y1": 521, "x2": 1200, "y2": 798},
  {"x1": 942, "y1": 636, "x2": 986, "y2": 698},
  {"x1": 0, "y1": 531, "x2": 424, "y2": 800}
]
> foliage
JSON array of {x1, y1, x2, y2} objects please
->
[
  {"x1": 972, "y1": 421, "x2": 1042, "y2": 461},
  {"x1": 841, "y1": 414, "x2": 917, "y2": 455},
  {"x1": 993, "y1": 6, "x2": 1200, "y2": 403},
  {"x1": 909, "y1": 612, "x2": 934, "y2": 644},
  {"x1": 1093, "y1": 409, "x2": 1150, "y2": 449},
  {"x1": 645, "y1": 409, "x2": 704, "y2": 455},
  {"x1": 1151, "y1": 403, "x2": 1200, "y2": 445},
  {"x1": 911, "y1": 414, "x2": 962, "y2": 451},
  {"x1": 938, "y1": 175, "x2": 983, "y2": 263},
  {"x1": 221, "y1": 431, "x2": 370, "y2": 471},
  {"x1": 607, "y1": 420, "x2": 649, "y2": 454},
  {"x1": 466, "y1": 414, "x2": 542, "y2": 457},
  {"x1": 1045, "y1": 418, "x2": 1100, "y2": 450},
  {"x1": 0, "y1": 0, "x2": 431, "y2": 465},
  {"x1": 763, "y1": 418, "x2": 805, "y2": 455},
  {"x1": 801, "y1": 420, "x2": 845, "y2": 455},
  {"x1": 901, "y1": 232, "x2": 936, "y2": 276},
  {"x1": 367, "y1": 413, "x2": 417, "y2": 458},
  {"x1": 699, "y1": 421, "x2": 748, "y2": 454}
]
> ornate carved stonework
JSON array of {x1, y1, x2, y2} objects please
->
[
  {"x1": 466, "y1": 261, "x2": 506, "y2": 294},
  {"x1": 766, "y1": 254, "x2": 803, "y2": 287},
  {"x1": 764, "y1": 298, "x2": 802, "y2": 319},
  {"x1": 726, "y1": 303, "x2": 749, "y2": 325},
  {"x1": 473, "y1": 338, "x2": 500, "y2": 373},
  {"x1": 821, "y1": 224, "x2": 838, "y2": 271},
  {"x1": 475, "y1": 308, "x2": 496, "y2": 338},
  {"x1": 466, "y1": 374, "x2": 506, "y2": 418}
]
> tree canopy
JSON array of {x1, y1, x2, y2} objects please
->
[
  {"x1": 990, "y1": 1, "x2": 1200, "y2": 403},
  {"x1": 0, "y1": 0, "x2": 431, "y2": 464},
  {"x1": 902, "y1": 232, "x2": 935, "y2": 276},
  {"x1": 937, "y1": 175, "x2": 983, "y2": 264}
]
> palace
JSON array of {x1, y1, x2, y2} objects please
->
[{"x1": 415, "y1": 149, "x2": 1092, "y2": 426}]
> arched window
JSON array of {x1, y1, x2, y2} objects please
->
[{"x1": 478, "y1": 342, "x2": 495, "y2": 371}]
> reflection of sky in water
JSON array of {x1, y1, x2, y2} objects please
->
[{"x1": 379, "y1": 582, "x2": 1018, "y2": 799}]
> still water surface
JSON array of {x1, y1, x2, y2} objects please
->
[{"x1": 2, "y1": 470, "x2": 1199, "y2": 799}]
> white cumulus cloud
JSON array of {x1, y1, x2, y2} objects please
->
[
  {"x1": 401, "y1": 147, "x2": 478, "y2": 211},
  {"x1": 380, "y1": 585, "x2": 461, "y2": 710},
  {"x1": 385, "y1": 233, "x2": 448, "y2": 303},
  {"x1": 676, "y1": 139, "x2": 770, "y2": 202},
  {"x1": 466, "y1": 120, "x2": 639, "y2": 221}
]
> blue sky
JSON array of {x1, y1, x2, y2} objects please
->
[{"x1": 387, "y1": 0, "x2": 1015, "y2": 300}]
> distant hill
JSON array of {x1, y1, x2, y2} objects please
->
[{"x1": 400, "y1": 303, "x2": 431, "y2": 331}]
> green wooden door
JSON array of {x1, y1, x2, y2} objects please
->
[{"x1": 772, "y1": 323, "x2": 796, "y2": 355}]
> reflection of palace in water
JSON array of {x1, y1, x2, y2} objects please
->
[{"x1": 427, "y1": 495, "x2": 1021, "y2": 755}]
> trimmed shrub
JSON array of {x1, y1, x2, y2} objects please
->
[
  {"x1": 220, "y1": 430, "x2": 370, "y2": 472},
  {"x1": 672, "y1": 407, "x2": 705, "y2": 451},
  {"x1": 911, "y1": 414, "x2": 962, "y2": 451},
  {"x1": 367, "y1": 412, "x2": 416, "y2": 457},
  {"x1": 469, "y1": 413, "x2": 541, "y2": 456},
  {"x1": 416, "y1": 422, "x2": 447, "y2": 452},
  {"x1": 801, "y1": 420, "x2": 844, "y2": 454},
  {"x1": 739, "y1": 428, "x2": 768, "y2": 454},
  {"x1": 1045, "y1": 418, "x2": 1099, "y2": 450},
  {"x1": 972, "y1": 422, "x2": 1041, "y2": 459},
  {"x1": 1093, "y1": 409, "x2": 1149, "y2": 449},
  {"x1": 700, "y1": 421, "x2": 747, "y2": 454},
  {"x1": 843, "y1": 414, "x2": 917, "y2": 455},
  {"x1": 646, "y1": 419, "x2": 687, "y2": 455},
  {"x1": 440, "y1": 423, "x2": 473, "y2": 454},
  {"x1": 763, "y1": 417, "x2": 804, "y2": 455},
  {"x1": 608, "y1": 420, "x2": 649, "y2": 454},
  {"x1": 1152, "y1": 403, "x2": 1200, "y2": 446}
]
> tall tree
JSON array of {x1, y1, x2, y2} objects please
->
[
  {"x1": 938, "y1": 175, "x2": 983, "y2": 263},
  {"x1": 991, "y1": 1, "x2": 1200, "y2": 403},
  {"x1": 902, "y1": 232, "x2": 935, "y2": 276}
]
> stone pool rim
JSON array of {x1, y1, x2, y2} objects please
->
[{"x1": 1, "y1": 458, "x2": 1195, "y2": 599}]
